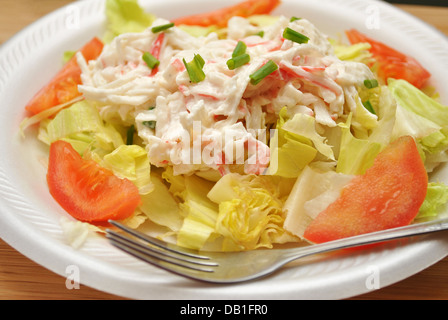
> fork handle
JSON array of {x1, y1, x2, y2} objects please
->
[{"x1": 284, "y1": 218, "x2": 448, "y2": 260}]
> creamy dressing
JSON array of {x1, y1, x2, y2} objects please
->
[{"x1": 78, "y1": 16, "x2": 374, "y2": 176}]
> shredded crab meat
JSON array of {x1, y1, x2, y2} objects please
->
[{"x1": 78, "y1": 16, "x2": 374, "y2": 175}]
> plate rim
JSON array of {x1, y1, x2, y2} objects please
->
[{"x1": 1, "y1": 0, "x2": 448, "y2": 300}]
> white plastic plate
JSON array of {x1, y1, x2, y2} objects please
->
[{"x1": 0, "y1": 0, "x2": 448, "y2": 299}]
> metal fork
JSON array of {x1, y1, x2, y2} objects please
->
[{"x1": 106, "y1": 218, "x2": 448, "y2": 284}]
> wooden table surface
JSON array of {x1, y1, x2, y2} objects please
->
[{"x1": 1, "y1": 0, "x2": 448, "y2": 300}]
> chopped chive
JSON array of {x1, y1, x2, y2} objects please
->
[
  {"x1": 364, "y1": 79, "x2": 379, "y2": 89},
  {"x1": 142, "y1": 52, "x2": 160, "y2": 69},
  {"x1": 283, "y1": 27, "x2": 309, "y2": 44},
  {"x1": 290, "y1": 16, "x2": 301, "y2": 22},
  {"x1": 148, "y1": 106, "x2": 156, "y2": 110},
  {"x1": 228, "y1": 41, "x2": 250, "y2": 69},
  {"x1": 363, "y1": 100, "x2": 376, "y2": 115},
  {"x1": 151, "y1": 22, "x2": 175, "y2": 33},
  {"x1": 142, "y1": 120, "x2": 157, "y2": 129},
  {"x1": 249, "y1": 60, "x2": 278, "y2": 85},
  {"x1": 227, "y1": 53, "x2": 250, "y2": 70},
  {"x1": 194, "y1": 53, "x2": 205, "y2": 68},
  {"x1": 183, "y1": 54, "x2": 206, "y2": 83},
  {"x1": 255, "y1": 30, "x2": 264, "y2": 38},
  {"x1": 126, "y1": 125, "x2": 135, "y2": 145},
  {"x1": 232, "y1": 41, "x2": 247, "y2": 58}
]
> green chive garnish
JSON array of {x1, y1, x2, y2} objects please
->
[
  {"x1": 363, "y1": 100, "x2": 376, "y2": 115},
  {"x1": 151, "y1": 22, "x2": 175, "y2": 33},
  {"x1": 227, "y1": 53, "x2": 250, "y2": 70},
  {"x1": 126, "y1": 125, "x2": 135, "y2": 145},
  {"x1": 255, "y1": 30, "x2": 264, "y2": 38},
  {"x1": 143, "y1": 120, "x2": 157, "y2": 129},
  {"x1": 249, "y1": 60, "x2": 278, "y2": 85},
  {"x1": 227, "y1": 41, "x2": 250, "y2": 70},
  {"x1": 290, "y1": 16, "x2": 301, "y2": 22},
  {"x1": 142, "y1": 52, "x2": 160, "y2": 69},
  {"x1": 194, "y1": 53, "x2": 205, "y2": 68},
  {"x1": 364, "y1": 79, "x2": 379, "y2": 89},
  {"x1": 183, "y1": 54, "x2": 206, "y2": 83},
  {"x1": 232, "y1": 41, "x2": 247, "y2": 58},
  {"x1": 283, "y1": 27, "x2": 309, "y2": 44}
]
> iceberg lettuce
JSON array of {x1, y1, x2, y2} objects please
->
[
  {"x1": 38, "y1": 100, "x2": 124, "y2": 156},
  {"x1": 336, "y1": 114, "x2": 383, "y2": 175},
  {"x1": 388, "y1": 79, "x2": 448, "y2": 170},
  {"x1": 331, "y1": 41, "x2": 374, "y2": 65},
  {"x1": 267, "y1": 108, "x2": 317, "y2": 178},
  {"x1": 283, "y1": 166, "x2": 354, "y2": 239},
  {"x1": 38, "y1": 99, "x2": 155, "y2": 196},
  {"x1": 176, "y1": 174, "x2": 219, "y2": 250},
  {"x1": 103, "y1": 0, "x2": 156, "y2": 42},
  {"x1": 139, "y1": 172, "x2": 184, "y2": 233},
  {"x1": 168, "y1": 171, "x2": 297, "y2": 251},
  {"x1": 247, "y1": 14, "x2": 280, "y2": 27},
  {"x1": 59, "y1": 216, "x2": 103, "y2": 249},
  {"x1": 208, "y1": 173, "x2": 296, "y2": 251},
  {"x1": 282, "y1": 111, "x2": 335, "y2": 161},
  {"x1": 367, "y1": 84, "x2": 397, "y2": 145},
  {"x1": 101, "y1": 144, "x2": 154, "y2": 195},
  {"x1": 416, "y1": 182, "x2": 448, "y2": 221},
  {"x1": 178, "y1": 25, "x2": 219, "y2": 38},
  {"x1": 349, "y1": 85, "x2": 379, "y2": 138},
  {"x1": 389, "y1": 79, "x2": 448, "y2": 128}
]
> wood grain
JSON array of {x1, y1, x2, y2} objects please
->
[
  {"x1": 395, "y1": 4, "x2": 448, "y2": 36},
  {"x1": 0, "y1": 238, "x2": 124, "y2": 300},
  {"x1": 1, "y1": 0, "x2": 448, "y2": 300}
]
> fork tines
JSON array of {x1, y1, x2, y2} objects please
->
[{"x1": 106, "y1": 220, "x2": 218, "y2": 273}]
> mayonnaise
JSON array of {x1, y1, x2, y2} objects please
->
[{"x1": 78, "y1": 15, "x2": 374, "y2": 176}]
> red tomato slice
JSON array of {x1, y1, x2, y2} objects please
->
[
  {"x1": 303, "y1": 136, "x2": 428, "y2": 244},
  {"x1": 345, "y1": 29, "x2": 431, "y2": 89},
  {"x1": 25, "y1": 37, "x2": 104, "y2": 116},
  {"x1": 47, "y1": 140, "x2": 141, "y2": 223},
  {"x1": 173, "y1": 0, "x2": 281, "y2": 28}
]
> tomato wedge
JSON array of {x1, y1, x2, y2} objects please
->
[
  {"x1": 303, "y1": 136, "x2": 428, "y2": 244},
  {"x1": 25, "y1": 37, "x2": 104, "y2": 116},
  {"x1": 345, "y1": 29, "x2": 431, "y2": 89},
  {"x1": 173, "y1": 0, "x2": 281, "y2": 28},
  {"x1": 47, "y1": 140, "x2": 141, "y2": 223}
]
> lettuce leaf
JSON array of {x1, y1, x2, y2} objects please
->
[
  {"x1": 161, "y1": 166, "x2": 187, "y2": 199},
  {"x1": 41, "y1": 100, "x2": 103, "y2": 144},
  {"x1": 336, "y1": 114, "x2": 383, "y2": 175},
  {"x1": 101, "y1": 144, "x2": 154, "y2": 195},
  {"x1": 389, "y1": 79, "x2": 448, "y2": 128},
  {"x1": 176, "y1": 174, "x2": 219, "y2": 250},
  {"x1": 331, "y1": 41, "x2": 374, "y2": 65},
  {"x1": 39, "y1": 99, "x2": 155, "y2": 197},
  {"x1": 103, "y1": 0, "x2": 156, "y2": 42},
  {"x1": 247, "y1": 14, "x2": 280, "y2": 27},
  {"x1": 59, "y1": 216, "x2": 104, "y2": 249},
  {"x1": 350, "y1": 85, "x2": 379, "y2": 138},
  {"x1": 139, "y1": 172, "x2": 184, "y2": 233},
  {"x1": 280, "y1": 108, "x2": 335, "y2": 160},
  {"x1": 172, "y1": 172, "x2": 297, "y2": 251},
  {"x1": 178, "y1": 25, "x2": 219, "y2": 38},
  {"x1": 415, "y1": 182, "x2": 448, "y2": 221},
  {"x1": 367, "y1": 84, "x2": 397, "y2": 145},
  {"x1": 208, "y1": 173, "x2": 296, "y2": 251},
  {"x1": 267, "y1": 108, "x2": 317, "y2": 178},
  {"x1": 283, "y1": 166, "x2": 354, "y2": 239},
  {"x1": 388, "y1": 79, "x2": 448, "y2": 170},
  {"x1": 38, "y1": 100, "x2": 124, "y2": 156}
]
